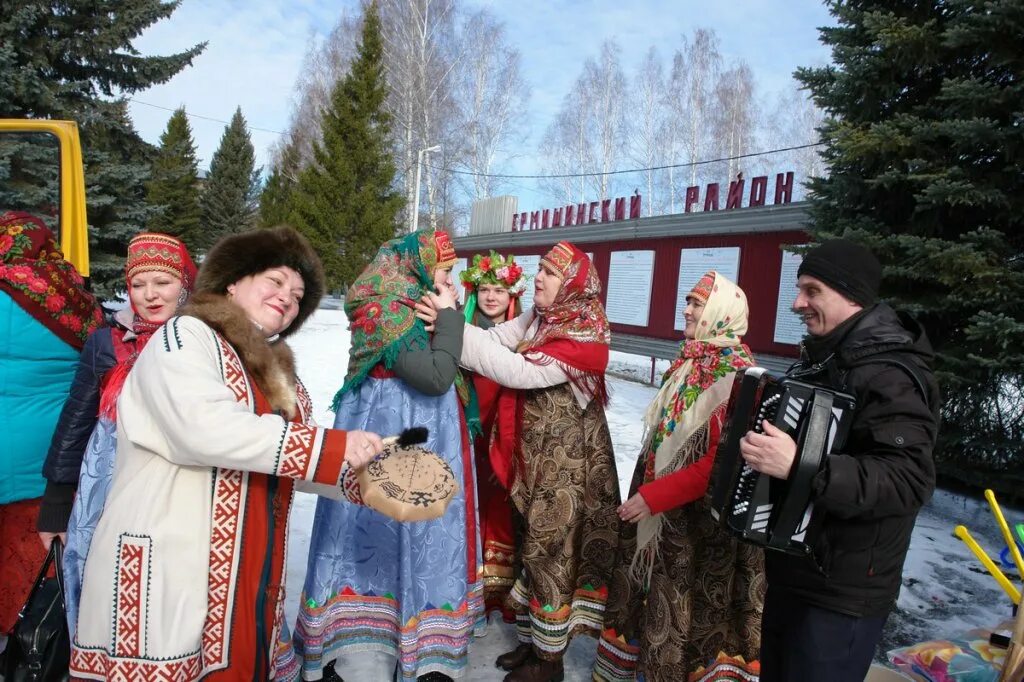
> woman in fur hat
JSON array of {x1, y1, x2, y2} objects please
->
[
  {"x1": 36, "y1": 232, "x2": 197, "y2": 637},
  {"x1": 435, "y1": 241, "x2": 621, "y2": 682},
  {"x1": 68, "y1": 226, "x2": 384, "y2": 682},
  {"x1": 295, "y1": 230, "x2": 482, "y2": 682},
  {"x1": 593, "y1": 272, "x2": 765, "y2": 682}
]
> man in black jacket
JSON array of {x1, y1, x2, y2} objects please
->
[{"x1": 740, "y1": 240, "x2": 940, "y2": 682}]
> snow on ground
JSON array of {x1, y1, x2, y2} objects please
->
[{"x1": 285, "y1": 309, "x2": 1022, "y2": 679}]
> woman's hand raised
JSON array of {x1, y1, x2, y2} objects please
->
[
  {"x1": 344, "y1": 430, "x2": 385, "y2": 469},
  {"x1": 414, "y1": 289, "x2": 455, "y2": 332}
]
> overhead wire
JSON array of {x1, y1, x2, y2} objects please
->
[
  {"x1": 127, "y1": 98, "x2": 287, "y2": 135},
  {"x1": 127, "y1": 96, "x2": 821, "y2": 181},
  {"x1": 427, "y1": 142, "x2": 824, "y2": 179}
]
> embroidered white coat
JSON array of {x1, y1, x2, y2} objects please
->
[{"x1": 69, "y1": 315, "x2": 352, "y2": 680}]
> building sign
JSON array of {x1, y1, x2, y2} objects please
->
[
  {"x1": 683, "y1": 171, "x2": 795, "y2": 213},
  {"x1": 510, "y1": 171, "x2": 796, "y2": 232},
  {"x1": 512, "y1": 192, "x2": 642, "y2": 231}
]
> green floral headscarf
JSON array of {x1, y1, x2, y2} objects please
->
[{"x1": 332, "y1": 230, "x2": 454, "y2": 408}]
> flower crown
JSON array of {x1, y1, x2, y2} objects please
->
[{"x1": 460, "y1": 251, "x2": 528, "y2": 296}]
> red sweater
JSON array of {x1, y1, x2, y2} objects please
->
[{"x1": 637, "y1": 412, "x2": 724, "y2": 515}]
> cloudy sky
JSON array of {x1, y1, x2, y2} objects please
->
[{"x1": 128, "y1": 0, "x2": 834, "y2": 175}]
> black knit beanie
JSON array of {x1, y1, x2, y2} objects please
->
[{"x1": 797, "y1": 239, "x2": 881, "y2": 307}]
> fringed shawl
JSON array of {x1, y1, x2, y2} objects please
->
[
  {"x1": 333, "y1": 230, "x2": 449, "y2": 408},
  {"x1": 631, "y1": 271, "x2": 754, "y2": 583}
]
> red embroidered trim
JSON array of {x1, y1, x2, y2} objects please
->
[
  {"x1": 203, "y1": 468, "x2": 243, "y2": 668},
  {"x1": 296, "y1": 379, "x2": 314, "y2": 423},
  {"x1": 217, "y1": 336, "x2": 250, "y2": 405},
  {"x1": 70, "y1": 646, "x2": 201, "y2": 681},
  {"x1": 114, "y1": 538, "x2": 148, "y2": 658},
  {"x1": 277, "y1": 423, "x2": 317, "y2": 479}
]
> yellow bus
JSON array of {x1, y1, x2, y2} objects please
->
[{"x1": 0, "y1": 119, "x2": 90, "y2": 276}]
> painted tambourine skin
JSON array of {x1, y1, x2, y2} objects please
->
[{"x1": 357, "y1": 444, "x2": 459, "y2": 522}]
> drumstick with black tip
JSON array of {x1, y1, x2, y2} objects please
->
[{"x1": 381, "y1": 427, "x2": 429, "y2": 448}]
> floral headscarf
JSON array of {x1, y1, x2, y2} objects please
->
[
  {"x1": 633, "y1": 271, "x2": 754, "y2": 580},
  {"x1": 334, "y1": 230, "x2": 455, "y2": 407},
  {"x1": 519, "y1": 241, "x2": 610, "y2": 405},
  {"x1": 0, "y1": 211, "x2": 103, "y2": 349}
]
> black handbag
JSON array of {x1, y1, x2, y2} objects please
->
[{"x1": 2, "y1": 538, "x2": 70, "y2": 682}]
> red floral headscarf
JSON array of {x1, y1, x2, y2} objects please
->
[
  {"x1": 0, "y1": 211, "x2": 103, "y2": 349},
  {"x1": 521, "y1": 241, "x2": 610, "y2": 405}
]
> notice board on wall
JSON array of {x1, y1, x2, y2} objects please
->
[
  {"x1": 773, "y1": 249, "x2": 805, "y2": 345},
  {"x1": 606, "y1": 250, "x2": 655, "y2": 327}
]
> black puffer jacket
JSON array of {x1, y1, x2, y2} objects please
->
[
  {"x1": 765, "y1": 302, "x2": 940, "y2": 617},
  {"x1": 36, "y1": 316, "x2": 124, "y2": 532}
]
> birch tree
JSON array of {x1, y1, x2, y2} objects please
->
[
  {"x1": 379, "y1": 0, "x2": 460, "y2": 231},
  {"x1": 628, "y1": 47, "x2": 665, "y2": 216},
  {"x1": 453, "y1": 9, "x2": 528, "y2": 201},
  {"x1": 713, "y1": 61, "x2": 758, "y2": 184},
  {"x1": 763, "y1": 82, "x2": 825, "y2": 198}
]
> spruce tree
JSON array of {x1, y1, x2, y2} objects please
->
[
  {"x1": 290, "y1": 2, "x2": 402, "y2": 290},
  {"x1": 201, "y1": 107, "x2": 261, "y2": 248},
  {"x1": 796, "y1": 1, "x2": 1024, "y2": 489},
  {"x1": 0, "y1": 0, "x2": 205, "y2": 297},
  {"x1": 146, "y1": 107, "x2": 202, "y2": 251},
  {"x1": 259, "y1": 141, "x2": 300, "y2": 227}
]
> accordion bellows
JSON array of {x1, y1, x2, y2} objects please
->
[{"x1": 357, "y1": 444, "x2": 459, "y2": 522}]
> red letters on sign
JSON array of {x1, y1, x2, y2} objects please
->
[
  {"x1": 774, "y1": 172, "x2": 794, "y2": 205},
  {"x1": 614, "y1": 197, "x2": 626, "y2": 220},
  {"x1": 685, "y1": 186, "x2": 699, "y2": 213},
  {"x1": 726, "y1": 174, "x2": 745, "y2": 210},
  {"x1": 750, "y1": 176, "x2": 768, "y2": 207},
  {"x1": 630, "y1": 193, "x2": 642, "y2": 219},
  {"x1": 704, "y1": 183, "x2": 720, "y2": 211}
]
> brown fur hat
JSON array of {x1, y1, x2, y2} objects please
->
[{"x1": 195, "y1": 226, "x2": 324, "y2": 338}]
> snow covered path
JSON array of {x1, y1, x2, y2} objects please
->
[{"x1": 284, "y1": 309, "x2": 1021, "y2": 678}]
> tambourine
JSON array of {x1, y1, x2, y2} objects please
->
[{"x1": 354, "y1": 429, "x2": 459, "y2": 522}]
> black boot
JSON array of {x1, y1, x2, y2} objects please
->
[
  {"x1": 323, "y1": 661, "x2": 344, "y2": 681},
  {"x1": 495, "y1": 643, "x2": 533, "y2": 671},
  {"x1": 502, "y1": 655, "x2": 564, "y2": 682}
]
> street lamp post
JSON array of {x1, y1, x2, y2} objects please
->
[{"x1": 411, "y1": 144, "x2": 441, "y2": 233}]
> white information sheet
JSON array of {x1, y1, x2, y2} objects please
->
[
  {"x1": 606, "y1": 250, "x2": 655, "y2": 326},
  {"x1": 515, "y1": 254, "x2": 541, "y2": 311},
  {"x1": 773, "y1": 249, "x2": 805, "y2": 345},
  {"x1": 450, "y1": 257, "x2": 468, "y2": 304},
  {"x1": 673, "y1": 247, "x2": 742, "y2": 331}
]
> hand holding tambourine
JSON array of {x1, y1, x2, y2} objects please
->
[{"x1": 343, "y1": 428, "x2": 459, "y2": 522}]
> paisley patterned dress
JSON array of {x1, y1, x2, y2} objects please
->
[
  {"x1": 507, "y1": 382, "x2": 621, "y2": 660},
  {"x1": 594, "y1": 416, "x2": 765, "y2": 682}
]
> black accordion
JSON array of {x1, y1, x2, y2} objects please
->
[{"x1": 709, "y1": 367, "x2": 856, "y2": 556}]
